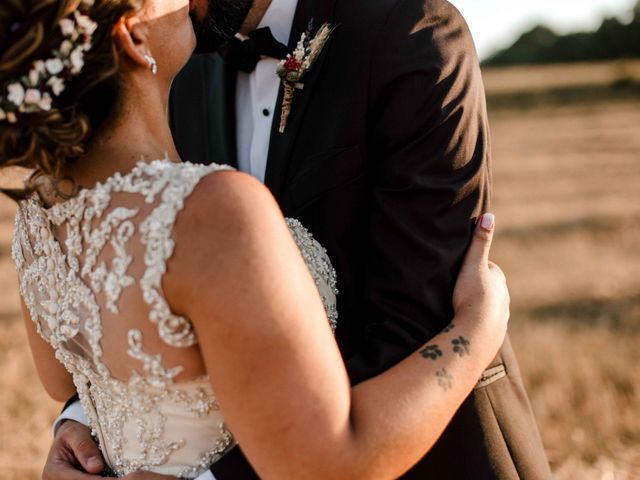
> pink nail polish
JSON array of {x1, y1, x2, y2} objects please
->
[{"x1": 480, "y1": 213, "x2": 495, "y2": 230}]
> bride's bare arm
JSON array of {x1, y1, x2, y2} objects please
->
[
  {"x1": 20, "y1": 298, "x2": 76, "y2": 402},
  {"x1": 166, "y1": 171, "x2": 509, "y2": 480}
]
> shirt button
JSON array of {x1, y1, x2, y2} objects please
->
[{"x1": 262, "y1": 108, "x2": 270, "y2": 117}]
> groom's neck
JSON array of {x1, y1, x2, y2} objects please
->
[{"x1": 239, "y1": 0, "x2": 273, "y2": 35}]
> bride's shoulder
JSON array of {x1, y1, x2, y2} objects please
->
[
  {"x1": 123, "y1": 159, "x2": 282, "y2": 262},
  {"x1": 164, "y1": 164, "x2": 284, "y2": 312},
  {"x1": 169, "y1": 161, "x2": 283, "y2": 262},
  {"x1": 147, "y1": 160, "x2": 277, "y2": 223},
  {"x1": 178, "y1": 163, "x2": 279, "y2": 226}
]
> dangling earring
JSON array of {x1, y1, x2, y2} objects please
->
[{"x1": 143, "y1": 54, "x2": 158, "y2": 75}]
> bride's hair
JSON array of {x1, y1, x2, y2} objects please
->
[{"x1": 0, "y1": 0, "x2": 142, "y2": 199}]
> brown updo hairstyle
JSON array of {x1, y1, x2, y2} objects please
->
[{"x1": 0, "y1": 0, "x2": 143, "y2": 199}]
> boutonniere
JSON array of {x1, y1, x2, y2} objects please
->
[{"x1": 276, "y1": 22, "x2": 335, "y2": 133}]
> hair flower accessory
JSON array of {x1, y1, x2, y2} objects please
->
[
  {"x1": 60, "y1": 18, "x2": 76, "y2": 37},
  {"x1": 7, "y1": 84, "x2": 25, "y2": 107},
  {"x1": 0, "y1": 0, "x2": 97, "y2": 124}
]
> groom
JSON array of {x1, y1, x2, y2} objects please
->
[{"x1": 47, "y1": 0, "x2": 551, "y2": 478}]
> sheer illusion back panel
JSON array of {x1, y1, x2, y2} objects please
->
[
  {"x1": 12, "y1": 160, "x2": 337, "y2": 477},
  {"x1": 13, "y1": 161, "x2": 240, "y2": 477},
  {"x1": 17, "y1": 183, "x2": 207, "y2": 383}
]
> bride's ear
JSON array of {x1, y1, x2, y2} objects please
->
[{"x1": 113, "y1": 16, "x2": 153, "y2": 70}]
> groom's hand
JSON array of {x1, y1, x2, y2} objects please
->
[
  {"x1": 43, "y1": 420, "x2": 179, "y2": 480},
  {"x1": 43, "y1": 420, "x2": 103, "y2": 480}
]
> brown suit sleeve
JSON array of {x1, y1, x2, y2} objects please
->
[{"x1": 346, "y1": 0, "x2": 492, "y2": 384}]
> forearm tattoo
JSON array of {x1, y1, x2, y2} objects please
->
[
  {"x1": 419, "y1": 329, "x2": 469, "y2": 397},
  {"x1": 436, "y1": 368, "x2": 453, "y2": 391},
  {"x1": 420, "y1": 345, "x2": 443, "y2": 360},
  {"x1": 452, "y1": 336, "x2": 471, "y2": 357}
]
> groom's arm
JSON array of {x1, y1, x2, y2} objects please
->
[
  {"x1": 52, "y1": 395, "x2": 88, "y2": 435},
  {"x1": 346, "y1": 0, "x2": 491, "y2": 384}
]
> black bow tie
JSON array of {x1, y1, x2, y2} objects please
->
[{"x1": 224, "y1": 27, "x2": 289, "y2": 73}]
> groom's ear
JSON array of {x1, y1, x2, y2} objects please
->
[{"x1": 113, "y1": 16, "x2": 151, "y2": 69}]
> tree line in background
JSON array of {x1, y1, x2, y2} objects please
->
[{"x1": 483, "y1": 1, "x2": 640, "y2": 66}]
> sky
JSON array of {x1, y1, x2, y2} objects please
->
[{"x1": 450, "y1": 0, "x2": 637, "y2": 59}]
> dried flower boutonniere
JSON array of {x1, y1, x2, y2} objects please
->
[{"x1": 276, "y1": 22, "x2": 335, "y2": 133}]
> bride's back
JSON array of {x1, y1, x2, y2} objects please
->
[
  {"x1": 1, "y1": 0, "x2": 339, "y2": 471},
  {"x1": 12, "y1": 158, "x2": 339, "y2": 476},
  {"x1": 13, "y1": 160, "x2": 237, "y2": 476}
]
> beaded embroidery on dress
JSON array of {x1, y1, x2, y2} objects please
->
[{"x1": 12, "y1": 159, "x2": 338, "y2": 478}]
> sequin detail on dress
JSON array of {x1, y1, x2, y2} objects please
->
[{"x1": 12, "y1": 159, "x2": 338, "y2": 478}]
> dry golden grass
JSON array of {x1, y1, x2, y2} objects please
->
[
  {"x1": 0, "y1": 63, "x2": 639, "y2": 479},
  {"x1": 488, "y1": 96, "x2": 640, "y2": 479},
  {"x1": 0, "y1": 260, "x2": 60, "y2": 480},
  {"x1": 482, "y1": 60, "x2": 640, "y2": 95}
]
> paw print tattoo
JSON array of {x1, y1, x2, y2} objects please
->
[
  {"x1": 442, "y1": 323, "x2": 455, "y2": 333},
  {"x1": 436, "y1": 368, "x2": 453, "y2": 391},
  {"x1": 452, "y1": 336, "x2": 471, "y2": 357},
  {"x1": 420, "y1": 345, "x2": 443, "y2": 361}
]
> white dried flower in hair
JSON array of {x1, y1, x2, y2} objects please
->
[
  {"x1": 47, "y1": 77, "x2": 65, "y2": 96},
  {"x1": 39, "y1": 93, "x2": 53, "y2": 111},
  {"x1": 1, "y1": 0, "x2": 97, "y2": 123},
  {"x1": 7, "y1": 84, "x2": 25, "y2": 107},
  {"x1": 29, "y1": 68, "x2": 41, "y2": 87},
  {"x1": 70, "y1": 48, "x2": 85, "y2": 74},
  {"x1": 46, "y1": 58, "x2": 65, "y2": 75},
  {"x1": 60, "y1": 18, "x2": 76, "y2": 36},
  {"x1": 60, "y1": 40, "x2": 73, "y2": 56},
  {"x1": 34, "y1": 61, "x2": 47, "y2": 74},
  {"x1": 24, "y1": 89, "x2": 42, "y2": 105},
  {"x1": 74, "y1": 11, "x2": 98, "y2": 35}
]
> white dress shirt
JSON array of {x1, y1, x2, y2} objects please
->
[
  {"x1": 53, "y1": 2, "x2": 300, "y2": 479},
  {"x1": 236, "y1": 0, "x2": 299, "y2": 182}
]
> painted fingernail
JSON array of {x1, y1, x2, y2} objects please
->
[
  {"x1": 87, "y1": 456, "x2": 102, "y2": 470},
  {"x1": 480, "y1": 213, "x2": 495, "y2": 231}
]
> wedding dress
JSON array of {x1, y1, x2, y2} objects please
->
[{"x1": 12, "y1": 159, "x2": 338, "y2": 478}]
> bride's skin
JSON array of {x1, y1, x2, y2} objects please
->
[
  {"x1": 60, "y1": 0, "x2": 193, "y2": 188},
  {"x1": 30, "y1": 1, "x2": 510, "y2": 479}
]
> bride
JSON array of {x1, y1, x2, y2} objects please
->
[{"x1": 1, "y1": 0, "x2": 510, "y2": 478}]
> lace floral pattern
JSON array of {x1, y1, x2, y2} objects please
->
[
  {"x1": 12, "y1": 159, "x2": 339, "y2": 478},
  {"x1": 286, "y1": 218, "x2": 338, "y2": 332}
]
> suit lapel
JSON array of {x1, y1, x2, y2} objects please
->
[{"x1": 264, "y1": 0, "x2": 338, "y2": 201}]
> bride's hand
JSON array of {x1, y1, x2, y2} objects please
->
[{"x1": 452, "y1": 213, "x2": 510, "y2": 347}]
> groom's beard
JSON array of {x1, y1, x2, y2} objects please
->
[{"x1": 191, "y1": 0, "x2": 254, "y2": 54}]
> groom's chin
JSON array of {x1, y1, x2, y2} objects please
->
[{"x1": 189, "y1": 0, "x2": 254, "y2": 54}]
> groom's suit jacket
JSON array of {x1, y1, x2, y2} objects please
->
[{"x1": 170, "y1": 0, "x2": 551, "y2": 478}]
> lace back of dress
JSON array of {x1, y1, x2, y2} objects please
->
[
  {"x1": 12, "y1": 160, "x2": 236, "y2": 477},
  {"x1": 13, "y1": 161, "x2": 215, "y2": 376},
  {"x1": 11, "y1": 159, "x2": 338, "y2": 477}
]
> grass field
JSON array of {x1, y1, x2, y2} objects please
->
[
  {"x1": 0, "y1": 61, "x2": 639, "y2": 479},
  {"x1": 483, "y1": 59, "x2": 640, "y2": 111},
  {"x1": 482, "y1": 60, "x2": 640, "y2": 96},
  {"x1": 488, "y1": 97, "x2": 640, "y2": 479}
]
